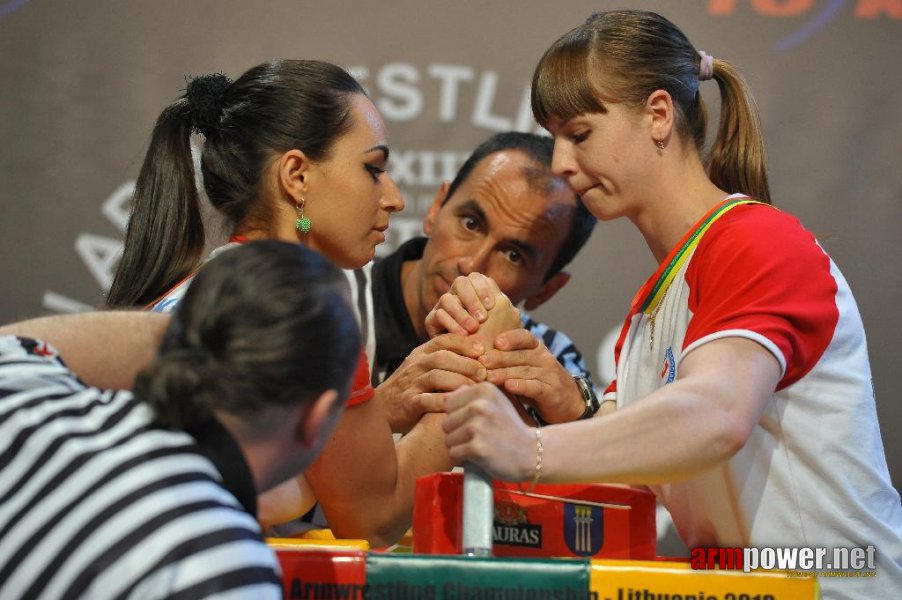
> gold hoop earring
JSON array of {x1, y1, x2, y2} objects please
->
[{"x1": 295, "y1": 196, "x2": 312, "y2": 234}]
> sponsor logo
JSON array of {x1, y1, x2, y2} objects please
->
[
  {"x1": 493, "y1": 501, "x2": 542, "y2": 548},
  {"x1": 564, "y1": 503, "x2": 605, "y2": 556},
  {"x1": 33, "y1": 341, "x2": 56, "y2": 357},
  {"x1": 660, "y1": 346, "x2": 676, "y2": 384}
]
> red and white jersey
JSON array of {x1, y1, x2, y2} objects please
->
[{"x1": 604, "y1": 196, "x2": 902, "y2": 597}]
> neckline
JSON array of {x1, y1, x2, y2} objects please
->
[{"x1": 630, "y1": 195, "x2": 762, "y2": 315}]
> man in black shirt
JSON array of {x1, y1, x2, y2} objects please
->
[{"x1": 348, "y1": 132, "x2": 600, "y2": 433}]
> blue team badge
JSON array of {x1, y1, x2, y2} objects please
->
[
  {"x1": 660, "y1": 346, "x2": 676, "y2": 384},
  {"x1": 563, "y1": 503, "x2": 604, "y2": 556}
]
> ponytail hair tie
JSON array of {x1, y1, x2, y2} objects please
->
[
  {"x1": 698, "y1": 51, "x2": 715, "y2": 82},
  {"x1": 185, "y1": 72, "x2": 233, "y2": 137}
]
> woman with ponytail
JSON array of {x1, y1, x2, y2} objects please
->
[
  {"x1": 0, "y1": 241, "x2": 358, "y2": 598},
  {"x1": 107, "y1": 60, "x2": 404, "y2": 309},
  {"x1": 105, "y1": 59, "x2": 452, "y2": 546},
  {"x1": 441, "y1": 10, "x2": 901, "y2": 598}
]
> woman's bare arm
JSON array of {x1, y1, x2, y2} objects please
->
[
  {"x1": 444, "y1": 337, "x2": 781, "y2": 485},
  {"x1": 302, "y1": 401, "x2": 452, "y2": 546},
  {"x1": 0, "y1": 311, "x2": 169, "y2": 389}
]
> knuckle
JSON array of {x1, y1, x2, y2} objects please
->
[
  {"x1": 473, "y1": 381, "x2": 493, "y2": 394},
  {"x1": 470, "y1": 398, "x2": 491, "y2": 417}
]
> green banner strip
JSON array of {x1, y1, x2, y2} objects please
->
[{"x1": 366, "y1": 553, "x2": 590, "y2": 599}]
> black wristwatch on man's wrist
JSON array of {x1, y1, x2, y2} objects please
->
[
  {"x1": 574, "y1": 375, "x2": 601, "y2": 420},
  {"x1": 525, "y1": 375, "x2": 601, "y2": 426}
]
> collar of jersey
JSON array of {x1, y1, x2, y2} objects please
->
[{"x1": 631, "y1": 194, "x2": 765, "y2": 316}]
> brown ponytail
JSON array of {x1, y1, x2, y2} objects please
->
[{"x1": 707, "y1": 60, "x2": 771, "y2": 204}]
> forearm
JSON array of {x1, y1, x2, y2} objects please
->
[
  {"x1": 598, "y1": 399, "x2": 617, "y2": 416},
  {"x1": 540, "y1": 379, "x2": 750, "y2": 485},
  {"x1": 540, "y1": 338, "x2": 779, "y2": 484},
  {"x1": 446, "y1": 338, "x2": 779, "y2": 488},
  {"x1": 306, "y1": 407, "x2": 451, "y2": 546},
  {"x1": 387, "y1": 414, "x2": 453, "y2": 532},
  {"x1": 0, "y1": 311, "x2": 169, "y2": 390}
]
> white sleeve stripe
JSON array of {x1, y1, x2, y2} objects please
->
[{"x1": 680, "y1": 329, "x2": 788, "y2": 378}]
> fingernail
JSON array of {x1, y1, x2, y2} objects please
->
[
  {"x1": 465, "y1": 318, "x2": 479, "y2": 332},
  {"x1": 476, "y1": 367, "x2": 487, "y2": 381},
  {"x1": 475, "y1": 310, "x2": 486, "y2": 322},
  {"x1": 472, "y1": 343, "x2": 484, "y2": 354},
  {"x1": 484, "y1": 296, "x2": 494, "y2": 308}
]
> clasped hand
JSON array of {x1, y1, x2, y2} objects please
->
[
  {"x1": 424, "y1": 273, "x2": 585, "y2": 425},
  {"x1": 377, "y1": 273, "x2": 518, "y2": 433}
]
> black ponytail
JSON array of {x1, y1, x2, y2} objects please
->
[
  {"x1": 106, "y1": 100, "x2": 205, "y2": 307},
  {"x1": 134, "y1": 240, "x2": 360, "y2": 432},
  {"x1": 135, "y1": 347, "x2": 213, "y2": 429}
]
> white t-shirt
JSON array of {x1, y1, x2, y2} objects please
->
[{"x1": 605, "y1": 197, "x2": 902, "y2": 599}]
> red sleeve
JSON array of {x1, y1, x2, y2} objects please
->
[
  {"x1": 346, "y1": 347, "x2": 375, "y2": 407},
  {"x1": 684, "y1": 205, "x2": 839, "y2": 390}
]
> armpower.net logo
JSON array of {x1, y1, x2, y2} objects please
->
[{"x1": 691, "y1": 545, "x2": 878, "y2": 577}]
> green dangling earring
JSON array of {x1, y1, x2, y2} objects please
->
[{"x1": 295, "y1": 196, "x2": 312, "y2": 234}]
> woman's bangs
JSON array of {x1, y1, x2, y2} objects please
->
[{"x1": 532, "y1": 34, "x2": 605, "y2": 127}]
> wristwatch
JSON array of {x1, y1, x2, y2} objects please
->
[
  {"x1": 574, "y1": 375, "x2": 601, "y2": 420},
  {"x1": 525, "y1": 375, "x2": 601, "y2": 426}
]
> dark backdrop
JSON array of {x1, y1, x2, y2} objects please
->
[{"x1": 2, "y1": 0, "x2": 899, "y2": 544}]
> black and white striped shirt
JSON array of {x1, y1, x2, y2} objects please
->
[{"x1": 0, "y1": 336, "x2": 282, "y2": 599}]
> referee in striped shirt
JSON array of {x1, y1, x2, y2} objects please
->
[{"x1": 0, "y1": 240, "x2": 359, "y2": 599}]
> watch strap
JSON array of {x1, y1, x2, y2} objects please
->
[{"x1": 574, "y1": 375, "x2": 600, "y2": 419}]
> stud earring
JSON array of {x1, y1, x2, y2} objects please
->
[
  {"x1": 655, "y1": 140, "x2": 665, "y2": 150},
  {"x1": 295, "y1": 196, "x2": 311, "y2": 234}
]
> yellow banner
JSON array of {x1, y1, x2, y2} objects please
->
[{"x1": 591, "y1": 559, "x2": 819, "y2": 600}]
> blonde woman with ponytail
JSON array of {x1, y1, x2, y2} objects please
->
[{"x1": 442, "y1": 11, "x2": 901, "y2": 599}]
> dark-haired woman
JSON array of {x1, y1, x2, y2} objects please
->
[
  {"x1": 107, "y1": 60, "x2": 450, "y2": 546},
  {"x1": 108, "y1": 60, "x2": 402, "y2": 307},
  {"x1": 0, "y1": 241, "x2": 358, "y2": 598},
  {"x1": 441, "y1": 11, "x2": 902, "y2": 598}
]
